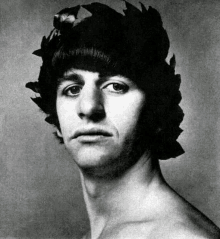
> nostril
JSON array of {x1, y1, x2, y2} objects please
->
[
  {"x1": 90, "y1": 110, "x2": 105, "y2": 122},
  {"x1": 78, "y1": 108, "x2": 105, "y2": 121}
]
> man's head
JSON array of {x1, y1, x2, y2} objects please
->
[
  {"x1": 56, "y1": 68, "x2": 147, "y2": 178},
  {"x1": 26, "y1": 1, "x2": 184, "y2": 161}
]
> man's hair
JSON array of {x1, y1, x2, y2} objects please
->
[{"x1": 26, "y1": 1, "x2": 184, "y2": 160}]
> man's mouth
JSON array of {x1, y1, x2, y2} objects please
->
[{"x1": 73, "y1": 128, "x2": 112, "y2": 142}]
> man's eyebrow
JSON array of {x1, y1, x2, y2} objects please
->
[
  {"x1": 57, "y1": 73, "x2": 83, "y2": 85},
  {"x1": 99, "y1": 73, "x2": 126, "y2": 79},
  {"x1": 98, "y1": 74, "x2": 129, "y2": 82}
]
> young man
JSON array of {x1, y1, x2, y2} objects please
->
[{"x1": 26, "y1": 1, "x2": 220, "y2": 238}]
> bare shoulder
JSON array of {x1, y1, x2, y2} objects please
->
[
  {"x1": 135, "y1": 217, "x2": 220, "y2": 239},
  {"x1": 98, "y1": 219, "x2": 220, "y2": 239},
  {"x1": 154, "y1": 188, "x2": 220, "y2": 239},
  {"x1": 104, "y1": 209, "x2": 220, "y2": 239},
  {"x1": 157, "y1": 220, "x2": 220, "y2": 239},
  {"x1": 151, "y1": 207, "x2": 220, "y2": 239}
]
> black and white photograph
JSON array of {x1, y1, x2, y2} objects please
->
[{"x1": 0, "y1": 0, "x2": 220, "y2": 238}]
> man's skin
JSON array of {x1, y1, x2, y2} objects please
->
[{"x1": 56, "y1": 69, "x2": 220, "y2": 239}]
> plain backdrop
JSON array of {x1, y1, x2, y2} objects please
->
[{"x1": 0, "y1": 0, "x2": 220, "y2": 238}]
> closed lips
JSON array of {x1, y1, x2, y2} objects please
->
[{"x1": 73, "y1": 129, "x2": 112, "y2": 138}]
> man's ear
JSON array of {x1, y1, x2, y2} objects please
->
[{"x1": 56, "y1": 128, "x2": 63, "y2": 137}]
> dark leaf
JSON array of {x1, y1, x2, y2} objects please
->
[
  {"x1": 170, "y1": 54, "x2": 176, "y2": 69},
  {"x1": 82, "y1": 2, "x2": 121, "y2": 19},
  {"x1": 47, "y1": 29, "x2": 56, "y2": 41},
  {"x1": 175, "y1": 74, "x2": 181, "y2": 89},
  {"x1": 147, "y1": 6, "x2": 162, "y2": 26},
  {"x1": 140, "y1": 2, "x2": 148, "y2": 14},
  {"x1": 45, "y1": 115, "x2": 54, "y2": 124},
  {"x1": 41, "y1": 36, "x2": 48, "y2": 49},
  {"x1": 67, "y1": 5, "x2": 81, "y2": 18},
  {"x1": 25, "y1": 82, "x2": 40, "y2": 93},
  {"x1": 123, "y1": 1, "x2": 141, "y2": 16},
  {"x1": 56, "y1": 5, "x2": 80, "y2": 18},
  {"x1": 32, "y1": 49, "x2": 42, "y2": 57},
  {"x1": 159, "y1": 141, "x2": 184, "y2": 160},
  {"x1": 31, "y1": 97, "x2": 46, "y2": 112},
  {"x1": 54, "y1": 6, "x2": 80, "y2": 30}
]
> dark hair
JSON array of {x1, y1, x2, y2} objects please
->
[{"x1": 26, "y1": 1, "x2": 184, "y2": 160}]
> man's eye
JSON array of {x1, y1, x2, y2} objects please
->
[
  {"x1": 64, "y1": 85, "x2": 82, "y2": 96},
  {"x1": 104, "y1": 83, "x2": 128, "y2": 93}
]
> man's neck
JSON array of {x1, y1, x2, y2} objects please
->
[{"x1": 80, "y1": 153, "x2": 168, "y2": 239}]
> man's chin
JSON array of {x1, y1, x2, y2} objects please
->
[
  {"x1": 73, "y1": 148, "x2": 118, "y2": 168},
  {"x1": 72, "y1": 151, "x2": 125, "y2": 179},
  {"x1": 75, "y1": 153, "x2": 139, "y2": 180}
]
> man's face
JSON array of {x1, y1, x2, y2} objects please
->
[{"x1": 56, "y1": 69, "x2": 147, "y2": 177}]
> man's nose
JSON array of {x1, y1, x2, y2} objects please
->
[{"x1": 77, "y1": 87, "x2": 105, "y2": 121}]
